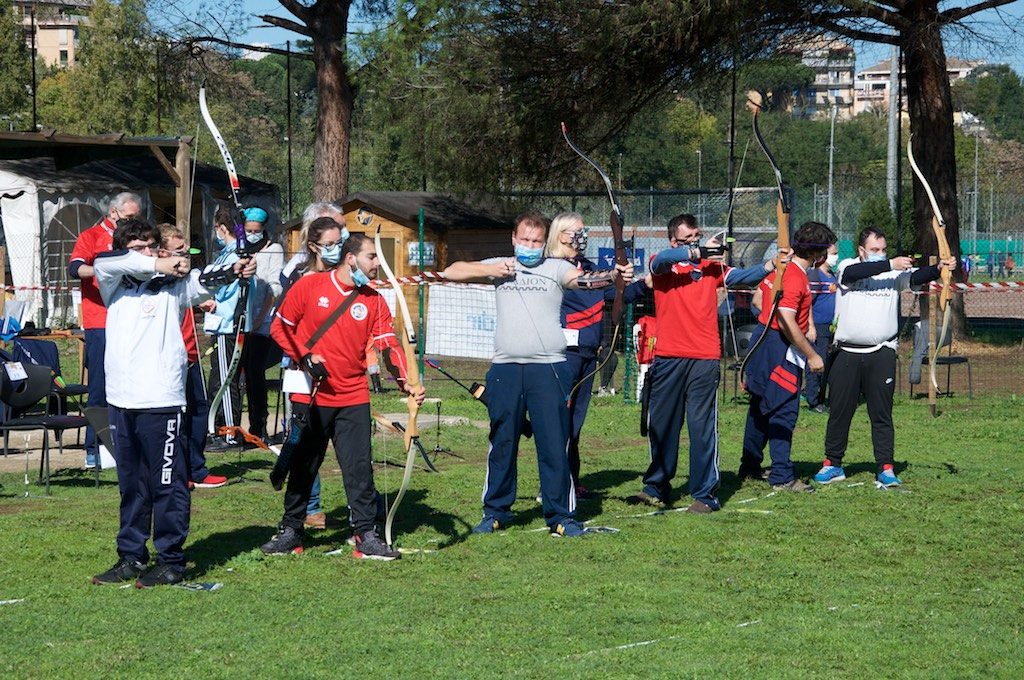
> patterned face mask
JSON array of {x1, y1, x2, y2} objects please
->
[{"x1": 568, "y1": 228, "x2": 589, "y2": 254}]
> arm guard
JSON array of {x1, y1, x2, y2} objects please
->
[
  {"x1": 576, "y1": 269, "x2": 616, "y2": 289},
  {"x1": 198, "y1": 262, "x2": 239, "y2": 288}
]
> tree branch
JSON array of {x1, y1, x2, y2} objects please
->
[
  {"x1": 181, "y1": 36, "x2": 313, "y2": 59},
  {"x1": 258, "y1": 13, "x2": 312, "y2": 37},
  {"x1": 275, "y1": 0, "x2": 311, "y2": 23},
  {"x1": 814, "y1": 18, "x2": 900, "y2": 44},
  {"x1": 943, "y1": 0, "x2": 1016, "y2": 22}
]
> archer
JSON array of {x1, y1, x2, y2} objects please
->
[{"x1": 262, "y1": 233, "x2": 425, "y2": 561}]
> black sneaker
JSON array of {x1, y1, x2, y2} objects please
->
[
  {"x1": 135, "y1": 563, "x2": 186, "y2": 589},
  {"x1": 261, "y1": 525, "x2": 304, "y2": 555},
  {"x1": 352, "y1": 529, "x2": 401, "y2": 561},
  {"x1": 206, "y1": 435, "x2": 238, "y2": 452},
  {"x1": 92, "y1": 557, "x2": 147, "y2": 585}
]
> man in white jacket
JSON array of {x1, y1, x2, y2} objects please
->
[{"x1": 91, "y1": 218, "x2": 254, "y2": 588}]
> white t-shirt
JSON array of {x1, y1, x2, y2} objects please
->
[{"x1": 833, "y1": 257, "x2": 914, "y2": 352}]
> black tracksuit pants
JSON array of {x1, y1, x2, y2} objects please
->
[
  {"x1": 280, "y1": 402, "x2": 375, "y2": 535},
  {"x1": 824, "y1": 347, "x2": 897, "y2": 468}
]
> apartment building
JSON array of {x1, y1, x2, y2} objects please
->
[
  {"x1": 854, "y1": 57, "x2": 984, "y2": 115},
  {"x1": 784, "y1": 37, "x2": 857, "y2": 120},
  {"x1": 15, "y1": 1, "x2": 91, "y2": 68}
]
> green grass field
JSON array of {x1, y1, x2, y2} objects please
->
[{"x1": 2, "y1": 382, "x2": 1022, "y2": 678}]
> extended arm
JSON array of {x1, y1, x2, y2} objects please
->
[
  {"x1": 442, "y1": 260, "x2": 512, "y2": 282},
  {"x1": 723, "y1": 261, "x2": 775, "y2": 287}
]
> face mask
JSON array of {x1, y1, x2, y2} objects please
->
[
  {"x1": 351, "y1": 266, "x2": 370, "y2": 287},
  {"x1": 320, "y1": 244, "x2": 341, "y2": 265},
  {"x1": 826, "y1": 254, "x2": 838, "y2": 268},
  {"x1": 515, "y1": 244, "x2": 544, "y2": 267},
  {"x1": 568, "y1": 229, "x2": 588, "y2": 253},
  {"x1": 245, "y1": 231, "x2": 264, "y2": 245},
  {"x1": 866, "y1": 252, "x2": 887, "y2": 263},
  {"x1": 214, "y1": 236, "x2": 226, "y2": 249}
]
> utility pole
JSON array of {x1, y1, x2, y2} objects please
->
[
  {"x1": 827, "y1": 104, "x2": 837, "y2": 230},
  {"x1": 885, "y1": 45, "x2": 900, "y2": 217},
  {"x1": 695, "y1": 148, "x2": 702, "y2": 225}
]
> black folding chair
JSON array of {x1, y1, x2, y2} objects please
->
[{"x1": 0, "y1": 362, "x2": 88, "y2": 494}]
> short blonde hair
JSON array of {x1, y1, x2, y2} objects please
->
[
  {"x1": 157, "y1": 223, "x2": 187, "y2": 247},
  {"x1": 546, "y1": 212, "x2": 584, "y2": 258}
]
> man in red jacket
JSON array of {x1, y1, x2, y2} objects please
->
[{"x1": 68, "y1": 192, "x2": 141, "y2": 468}]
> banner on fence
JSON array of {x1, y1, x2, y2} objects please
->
[{"x1": 424, "y1": 284, "x2": 496, "y2": 359}]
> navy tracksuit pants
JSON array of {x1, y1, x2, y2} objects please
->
[
  {"x1": 642, "y1": 357, "x2": 722, "y2": 508},
  {"x1": 181, "y1": 361, "x2": 210, "y2": 482},
  {"x1": 110, "y1": 407, "x2": 190, "y2": 567},
  {"x1": 483, "y1": 362, "x2": 575, "y2": 527},
  {"x1": 740, "y1": 327, "x2": 803, "y2": 485},
  {"x1": 565, "y1": 349, "x2": 598, "y2": 487},
  {"x1": 83, "y1": 328, "x2": 107, "y2": 463}
]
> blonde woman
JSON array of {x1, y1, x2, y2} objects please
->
[{"x1": 548, "y1": 212, "x2": 648, "y2": 498}]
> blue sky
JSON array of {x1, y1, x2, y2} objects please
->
[{"x1": 211, "y1": 1, "x2": 1024, "y2": 75}]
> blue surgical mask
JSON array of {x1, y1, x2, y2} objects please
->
[
  {"x1": 351, "y1": 266, "x2": 370, "y2": 287},
  {"x1": 245, "y1": 231, "x2": 264, "y2": 245},
  {"x1": 866, "y1": 252, "x2": 887, "y2": 263},
  {"x1": 320, "y1": 244, "x2": 341, "y2": 265},
  {"x1": 214, "y1": 236, "x2": 226, "y2": 249},
  {"x1": 515, "y1": 244, "x2": 544, "y2": 267}
]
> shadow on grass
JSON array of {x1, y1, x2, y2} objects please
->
[
  {"x1": 39, "y1": 468, "x2": 118, "y2": 488},
  {"x1": 187, "y1": 488, "x2": 473, "y2": 575},
  {"x1": 189, "y1": 524, "x2": 276, "y2": 576}
]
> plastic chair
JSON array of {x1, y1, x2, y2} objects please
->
[{"x1": 0, "y1": 362, "x2": 88, "y2": 494}]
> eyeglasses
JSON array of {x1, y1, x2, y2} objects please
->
[
  {"x1": 128, "y1": 242, "x2": 158, "y2": 252},
  {"x1": 316, "y1": 242, "x2": 341, "y2": 249}
]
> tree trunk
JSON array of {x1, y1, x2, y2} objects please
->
[
  {"x1": 904, "y1": 3, "x2": 964, "y2": 333},
  {"x1": 308, "y1": 2, "x2": 353, "y2": 201}
]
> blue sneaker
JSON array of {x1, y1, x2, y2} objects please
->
[
  {"x1": 876, "y1": 469, "x2": 902, "y2": 488},
  {"x1": 472, "y1": 516, "x2": 505, "y2": 534},
  {"x1": 813, "y1": 464, "x2": 846, "y2": 484},
  {"x1": 550, "y1": 520, "x2": 586, "y2": 537}
]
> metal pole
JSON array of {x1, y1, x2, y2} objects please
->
[
  {"x1": 286, "y1": 40, "x2": 294, "y2": 218},
  {"x1": 417, "y1": 207, "x2": 426, "y2": 375},
  {"x1": 696, "y1": 149, "x2": 702, "y2": 225},
  {"x1": 885, "y1": 45, "x2": 899, "y2": 216},
  {"x1": 726, "y1": 58, "x2": 737, "y2": 266},
  {"x1": 155, "y1": 42, "x2": 162, "y2": 134},
  {"x1": 827, "y1": 104, "x2": 837, "y2": 229},
  {"x1": 895, "y1": 46, "x2": 904, "y2": 252},
  {"x1": 30, "y1": 9, "x2": 37, "y2": 131},
  {"x1": 972, "y1": 130, "x2": 979, "y2": 257}
]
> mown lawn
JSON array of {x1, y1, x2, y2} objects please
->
[{"x1": 1, "y1": 382, "x2": 1022, "y2": 678}]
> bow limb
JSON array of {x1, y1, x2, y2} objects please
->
[
  {"x1": 561, "y1": 123, "x2": 630, "y2": 402},
  {"x1": 740, "y1": 97, "x2": 792, "y2": 382},
  {"x1": 374, "y1": 226, "x2": 421, "y2": 547},
  {"x1": 907, "y1": 136, "x2": 953, "y2": 413},
  {"x1": 200, "y1": 84, "x2": 253, "y2": 435}
]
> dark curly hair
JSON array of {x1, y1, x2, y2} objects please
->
[{"x1": 792, "y1": 221, "x2": 837, "y2": 260}]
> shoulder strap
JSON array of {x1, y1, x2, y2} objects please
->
[{"x1": 304, "y1": 286, "x2": 365, "y2": 351}]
